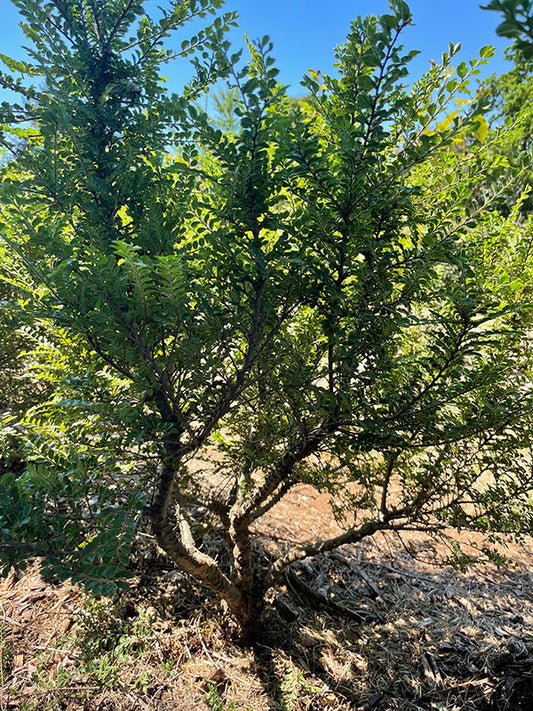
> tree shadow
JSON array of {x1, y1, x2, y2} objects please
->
[
  {"x1": 131, "y1": 532, "x2": 533, "y2": 710},
  {"x1": 247, "y1": 551, "x2": 533, "y2": 710}
]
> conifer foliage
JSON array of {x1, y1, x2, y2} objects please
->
[{"x1": 1, "y1": 0, "x2": 532, "y2": 637}]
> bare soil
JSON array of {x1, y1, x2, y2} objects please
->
[{"x1": 1, "y1": 484, "x2": 532, "y2": 710}]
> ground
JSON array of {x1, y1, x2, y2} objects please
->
[{"x1": 1, "y1": 485, "x2": 533, "y2": 710}]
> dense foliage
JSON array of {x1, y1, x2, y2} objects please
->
[
  {"x1": 481, "y1": 1, "x2": 533, "y2": 215},
  {"x1": 1, "y1": 0, "x2": 532, "y2": 637}
]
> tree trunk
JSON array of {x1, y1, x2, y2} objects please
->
[{"x1": 149, "y1": 457, "x2": 265, "y2": 641}]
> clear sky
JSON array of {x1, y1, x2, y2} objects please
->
[
  {"x1": 230, "y1": 0, "x2": 512, "y2": 90},
  {"x1": 0, "y1": 0, "x2": 514, "y2": 97}
]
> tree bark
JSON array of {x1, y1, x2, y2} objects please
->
[{"x1": 148, "y1": 459, "x2": 262, "y2": 638}]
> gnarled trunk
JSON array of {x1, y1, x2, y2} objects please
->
[{"x1": 148, "y1": 456, "x2": 265, "y2": 639}]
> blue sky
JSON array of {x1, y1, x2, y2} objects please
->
[
  {"x1": 0, "y1": 0, "x2": 513, "y2": 97},
  {"x1": 231, "y1": 0, "x2": 512, "y2": 90}
]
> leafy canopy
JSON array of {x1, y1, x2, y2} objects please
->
[{"x1": 0, "y1": 0, "x2": 532, "y2": 632}]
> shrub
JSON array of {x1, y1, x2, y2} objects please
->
[{"x1": 1, "y1": 0, "x2": 532, "y2": 638}]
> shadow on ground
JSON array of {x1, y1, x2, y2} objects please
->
[{"x1": 1, "y1": 540, "x2": 533, "y2": 710}]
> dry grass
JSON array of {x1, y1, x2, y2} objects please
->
[{"x1": 1, "y1": 486, "x2": 533, "y2": 710}]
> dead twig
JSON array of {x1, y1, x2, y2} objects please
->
[
  {"x1": 284, "y1": 568, "x2": 381, "y2": 623},
  {"x1": 421, "y1": 651, "x2": 443, "y2": 689},
  {"x1": 329, "y1": 551, "x2": 380, "y2": 599}
]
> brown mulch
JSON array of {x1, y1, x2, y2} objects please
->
[{"x1": 1, "y1": 486, "x2": 533, "y2": 710}]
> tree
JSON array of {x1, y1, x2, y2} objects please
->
[
  {"x1": 1, "y1": 0, "x2": 532, "y2": 639},
  {"x1": 481, "y1": 1, "x2": 533, "y2": 215},
  {"x1": 481, "y1": 0, "x2": 533, "y2": 58}
]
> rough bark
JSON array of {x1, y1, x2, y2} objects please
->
[{"x1": 148, "y1": 459, "x2": 262, "y2": 636}]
